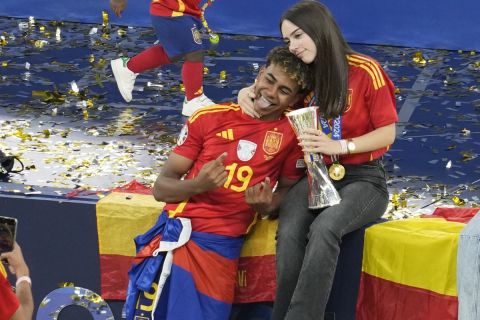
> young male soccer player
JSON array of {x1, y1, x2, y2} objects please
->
[{"x1": 124, "y1": 46, "x2": 312, "y2": 320}]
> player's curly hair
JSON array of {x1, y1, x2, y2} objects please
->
[{"x1": 266, "y1": 46, "x2": 313, "y2": 94}]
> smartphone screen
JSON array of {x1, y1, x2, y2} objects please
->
[{"x1": 0, "y1": 216, "x2": 17, "y2": 253}]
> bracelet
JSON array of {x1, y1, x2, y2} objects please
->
[
  {"x1": 339, "y1": 139, "x2": 348, "y2": 155},
  {"x1": 16, "y1": 276, "x2": 32, "y2": 287}
]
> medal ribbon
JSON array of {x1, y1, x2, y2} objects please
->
[
  {"x1": 201, "y1": 0, "x2": 219, "y2": 43},
  {"x1": 319, "y1": 116, "x2": 342, "y2": 162},
  {"x1": 319, "y1": 116, "x2": 342, "y2": 141}
]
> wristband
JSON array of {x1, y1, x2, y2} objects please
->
[
  {"x1": 339, "y1": 139, "x2": 348, "y2": 155},
  {"x1": 16, "y1": 276, "x2": 32, "y2": 287}
]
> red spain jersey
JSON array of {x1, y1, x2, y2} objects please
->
[
  {"x1": 305, "y1": 54, "x2": 398, "y2": 165},
  {"x1": 164, "y1": 103, "x2": 305, "y2": 237},
  {"x1": 150, "y1": 0, "x2": 202, "y2": 18},
  {"x1": 0, "y1": 266, "x2": 19, "y2": 320}
]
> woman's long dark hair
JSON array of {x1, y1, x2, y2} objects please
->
[{"x1": 281, "y1": 0, "x2": 354, "y2": 118}]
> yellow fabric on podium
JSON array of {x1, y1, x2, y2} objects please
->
[{"x1": 356, "y1": 218, "x2": 464, "y2": 320}]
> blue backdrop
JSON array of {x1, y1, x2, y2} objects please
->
[{"x1": 1, "y1": 0, "x2": 479, "y2": 51}]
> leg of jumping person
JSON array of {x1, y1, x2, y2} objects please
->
[
  {"x1": 111, "y1": 45, "x2": 172, "y2": 102},
  {"x1": 181, "y1": 50, "x2": 213, "y2": 116}
]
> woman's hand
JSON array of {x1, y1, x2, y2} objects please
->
[
  {"x1": 237, "y1": 85, "x2": 260, "y2": 118},
  {"x1": 299, "y1": 128, "x2": 343, "y2": 155}
]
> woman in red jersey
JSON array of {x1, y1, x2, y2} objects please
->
[{"x1": 238, "y1": 1, "x2": 398, "y2": 319}]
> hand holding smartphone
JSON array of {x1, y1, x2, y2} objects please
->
[{"x1": 0, "y1": 216, "x2": 17, "y2": 254}]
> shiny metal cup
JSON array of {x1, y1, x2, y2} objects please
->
[{"x1": 286, "y1": 107, "x2": 341, "y2": 209}]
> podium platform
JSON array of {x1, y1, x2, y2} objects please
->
[{"x1": 1, "y1": 183, "x2": 377, "y2": 319}]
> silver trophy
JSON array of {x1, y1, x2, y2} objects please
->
[{"x1": 286, "y1": 107, "x2": 341, "y2": 209}]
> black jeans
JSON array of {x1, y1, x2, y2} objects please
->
[{"x1": 272, "y1": 161, "x2": 389, "y2": 320}]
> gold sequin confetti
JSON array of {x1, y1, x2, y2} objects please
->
[
  {"x1": 460, "y1": 151, "x2": 475, "y2": 161},
  {"x1": 117, "y1": 28, "x2": 127, "y2": 36},
  {"x1": 14, "y1": 128, "x2": 32, "y2": 141},
  {"x1": 32, "y1": 90, "x2": 66, "y2": 104},
  {"x1": 220, "y1": 70, "x2": 227, "y2": 80},
  {"x1": 93, "y1": 58, "x2": 107, "y2": 69},
  {"x1": 452, "y1": 196, "x2": 465, "y2": 206},
  {"x1": 412, "y1": 51, "x2": 426, "y2": 66},
  {"x1": 101, "y1": 11, "x2": 109, "y2": 27},
  {"x1": 59, "y1": 282, "x2": 75, "y2": 288},
  {"x1": 34, "y1": 40, "x2": 48, "y2": 48}
]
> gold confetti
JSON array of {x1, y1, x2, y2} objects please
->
[
  {"x1": 452, "y1": 196, "x2": 465, "y2": 206},
  {"x1": 59, "y1": 281, "x2": 75, "y2": 288},
  {"x1": 117, "y1": 28, "x2": 127, "y2": 36},
  {"x1": 460, "y1": 151, "x2": 475, "y2": 161},
  {"x1": 412, "y1": 51, "x2": 426, "y2": 66},
  {"x1": 34, "y1": 40, "x2": 48, "y2": 48},
  {"x1": 391, "y1": 193, "x2": 400, "y2": 210},
  {"x1": 101, "y1": 10, "x2": 109, "y2": 27},
  {"x1": 14, "y1": 128, "x2": 32, "y2": 141},
  {"x1": 93, "y1": 58, "x2": 107, "y2": 69},
  {"x1": 85, "y1": 292, "x2": 103, "y2": 304},
  {"x1": 220, "y1": 70, "x2": 227, "y2": 80},
  {"x1": 32, "y1": 90, "x2": 65, "y2": 104}
]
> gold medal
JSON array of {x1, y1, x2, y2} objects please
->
[{"x1": 329, "y1": 162, "x2": 345, "y2": 180}]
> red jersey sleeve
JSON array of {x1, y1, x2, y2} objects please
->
[
  {"x1": 172, "y1": 116, "x2": 205, "y2": 160},
  {"x1": 0, "y1": 273, "x2": 19, "y2": 319}
]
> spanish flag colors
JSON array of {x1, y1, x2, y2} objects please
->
[
  {"x1": 96, "y1": 192, "x2": 165, "y2": 299},
  {"x1": 356, "y1": 218, "x2": 464, "y2": 319},
  {"x1": 235, "y1": 218, "x2": 277, "y2": 303},
  {"x1": 96, "y1": 192, "x2": 279, "y2": 302}
]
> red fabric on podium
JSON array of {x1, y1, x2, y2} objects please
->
[
  {"x1": 422, "y1": 207, "x2": 479, "y2": 223},
  {"x1": 110, "y1": 180, "x2": 152, "y2": 195}
]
